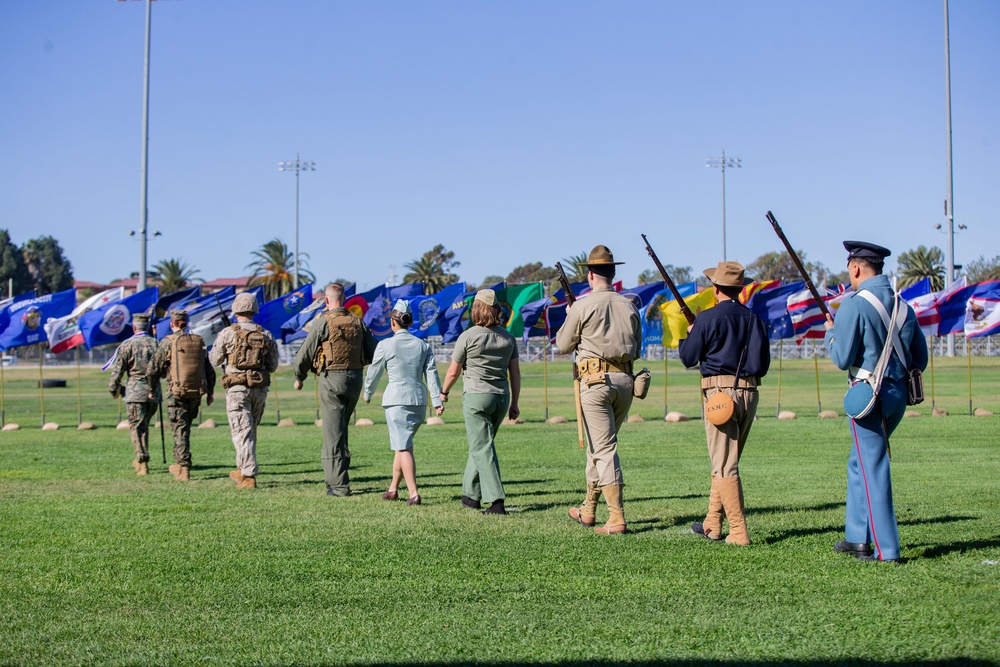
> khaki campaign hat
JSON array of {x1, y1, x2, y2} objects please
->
[
  {"x1": 579, "y1": 245, "x2": 625, "y2": 267},
  {"x1": 704, "y1": 261, "x2": 753, "y2": 287}
]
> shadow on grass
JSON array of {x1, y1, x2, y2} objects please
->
[
  {"x1": 760, "y1": 524, "x2": 842, "y2": 545},
  {"x1": 912, "y1": 535, "x2": 1000, "y2": 559},
  {"x1": 324, "y1": 660, "x2": 995, "y2": 666},
  {"x1": 899, "y1": 515, "x2": 977, "y2": 526}
]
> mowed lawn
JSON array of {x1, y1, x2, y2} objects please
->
[{"x1": 0, "y1": 359, "x2": 998, "y2": 666}]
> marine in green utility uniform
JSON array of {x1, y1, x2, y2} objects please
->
[
  {"x1": 108, "y1": 313, "x2": 160, "y2": 475},
  {"x1": 145, "y1": 309, "x2": 217, "y2": 482},
  {"x1": 292, "y1": 282, "x2": 377, "y2": 497}
]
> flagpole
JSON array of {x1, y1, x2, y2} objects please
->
[
  {"x1": 542, "y1": 338, "x2": 549, "y2": 422},
  {"x1": 928, "y1": 335, "x2": 936, "y2": 409},
  {"x1": 76, "y1": 347, "x2": 83, "y2": 426},
  {"x1": 813, "y1": 339, "x2": 822, "y2": 414},
  {"x1": 776, "y1": 340, "x2": 784, "y2": 418},
  {"x1": 38, "y1": 344, "x2": 45, "y2": 428},
  {"x1": 966, "y1": 336, "x2": 972, "y2": 416},
  {"x1": 273, "y1": 372, "x2": 281, "y2": 424},
  {"x1": 663, "y1": 349, "x2": 669, "y2": 419},
  {"x1": 1, "y1": 350, "x2": 5, "y2": 428}
]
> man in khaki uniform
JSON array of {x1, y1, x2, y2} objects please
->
[
  {"x1": 556, "y1": 245, "x2": 642, "y2": 535},
  {"x1": 209, "y1": 292, "x2": 279, "y2": 489},
  {"x1": 108, "y1": 313, "x2": 160, "y2": 475},
  {"x1": 292, "y1": 282, "x2": 377, "y2": 496},
  {"x1": 145, "y1": 309, "x2": 217, "y2": 481}
]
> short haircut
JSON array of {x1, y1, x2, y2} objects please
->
[
  {"x1": 325, "y1": 282, "x2": 345, "y2": 303},
  {"x1": 133, "y1": 320, "x2": 151, "y2": 333},
  {"x1": 716, "y1": 284, "x2": 743, "y2": 300},
  {"x1": 391, "y1": 310, "x2": 413, "y2": 329},
  {"x1": 471, "y1": 300, "x2": 502, "y2": 327},
  {"x1": 850, "y1": 257, "x2": 884, "y2": 275},
  {"x1": 590, "y1": 264, "x2": 615, "y2": 280}
]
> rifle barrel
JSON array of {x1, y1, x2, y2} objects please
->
[
  {"x1": 641, "y1": 234, "x2": 696, "y2": 325},
  {"x1": 764, "y1": 211, "x2": 830, "y2": 317}
]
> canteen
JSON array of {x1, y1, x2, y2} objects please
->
[
  {"x1": 844, "y1": 380, "x2": 878, "y2": 420},
  {"x1": 704, "y1": 389, "x2": 735, "y2": 426}
]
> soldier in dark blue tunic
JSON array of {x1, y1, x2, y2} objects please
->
[{"x1": 824, "y1": 241, "x2": 928, "y2": 563}]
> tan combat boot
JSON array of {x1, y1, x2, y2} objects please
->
[
  {"x1": 236, "y1": 476, "x2": 257, "y2": 490},
  {"x1": 594, "y1": 483, "x2": 627, "y2": 535},
  {"x1": 569, "y1": 482, "x2": 602, "y2": 527},
  {"x1": 169, "y1": 464, "x2": 181, "y2": 479},
  {"x1": 719, "y1": 475, "x2": 750, "y2": 545},
  {"x1": 132, "y1": 459, "x2": 141, "y2": 472},
  {"x1": 178, "y1": 466, "x2": 190, "y2": 482},
  {"x1": 229, "y1": 470, "x2": 245, "y2": 484},
  {"x1": 137, "y1": 461, "x2": 149, "y2": 476},
  {"x1": 692, "y1": 475, "x2": 724, "y2": 541}
]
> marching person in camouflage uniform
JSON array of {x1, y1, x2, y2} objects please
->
[
  {"x1": 145, "y1": 309, "x2": 217, "y2": 482},
  {"x1": 209, "y1": 292, "x2": 279, "y2": 490},
  {"x1": 108, "y1": 313, "x2": 160, "y2": 476}
]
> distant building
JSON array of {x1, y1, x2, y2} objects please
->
[{"x1": 201, "y1": 277, "x2": 252, "y2": 294}]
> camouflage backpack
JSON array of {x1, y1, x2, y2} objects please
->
[
  {"x1": 227, "y1": 324, "x2": 269, "y2": 371},
  {"x1": 169, "y1": 333, "x2": 207, "y2": 399}
]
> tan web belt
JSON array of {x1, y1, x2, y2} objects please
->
[
  {"x1": 701, "y1": 375, "x2": 759, "y2": 389},
  {"x1": 577, "y1": 358, "x2": 633, "y2": 375}
]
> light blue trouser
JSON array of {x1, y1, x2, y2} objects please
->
[
  {"x1": 461, "y1": 392, "x2": 509, "y2": 504},
  {"x1": 845, "y1": 378, "x2": 906, "y2": 561}
]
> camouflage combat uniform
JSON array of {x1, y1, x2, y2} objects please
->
[
  {"x1": 209, "y1": 322, "x2": 279, "y2": 478},
  {"x1": 108, "y1": 333, "x2": 161, "y2": 464},
  {"x1": 146, "y1": 331, "x2": 217, "y2": 469}
]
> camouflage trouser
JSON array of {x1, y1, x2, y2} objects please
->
[
  {"x1": 126, "y1": 400, "x2": 158, "y2": 463},
  {"x1": 225, "y1": 386, "x2": 268, "y2": 477},
  {"x1": 168, "y1": 396, "x2": 201, "y2": 468}
]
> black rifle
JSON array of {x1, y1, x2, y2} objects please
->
[
  {"x1": 765, "y1": 211, "x2": 830, "y2": 316},
  {"x1": 641, "y1": 234, "x2": 696, "y2": 325}
]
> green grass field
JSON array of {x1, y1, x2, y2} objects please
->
[{"x1": 1, "y1": 359, "x2": 998, "y2": 666}]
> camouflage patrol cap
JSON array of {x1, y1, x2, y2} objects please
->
[
  {"x1": 232, "y1": 291, "x2": 259, "y2": 315},
  {"x1": 169, "y1": 309, "x2": 189, "y2": 323},
  {"x1": 132, "y1": 313, "x2": 151, "y2": 330}
]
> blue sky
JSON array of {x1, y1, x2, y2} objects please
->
[{"x1": 1, "y1": 1, "x2": 997, "y2": 293}]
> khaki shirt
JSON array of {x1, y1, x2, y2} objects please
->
[
  {"x1": 555, "y1": 286, "x2": 642, "y2": 365},
  {"x1": 209, "y1": 322, "x2": 279, "y2": 377},
  {"x1": 451, "y1": 325, "x2": 516, "y2": 395}
]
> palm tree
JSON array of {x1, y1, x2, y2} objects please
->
[
  {"x1": 403, "y1": 245, "x2": 460, "y2": 294},
  {"x1": 246, "y1": 238, "x2": 316, "y2": 302},
  {"x1": 561, "y1": 251, "x2": 589, "y2": 282},
  {"x1": 897, "y1": 245, "x2": 945, "y2": 291},
  {"x1": 153, "y1": 258, "x2": 201, "y2": 294}
]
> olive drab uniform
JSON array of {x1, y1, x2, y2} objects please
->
[
  {"x1": 209, "y1": 322, "x2": 279, "y2": 482},
  {"x1": 145, "y1": 330, "x2": 217, "y2": 477},
  {"x1": 292, "y1": 308, "x2": 377, "y2": 496},
  {"x1": 108, "y1": 329, "x2": 160, "y2": 471},
  {"x1": 556, "y1": 284, "x2": 642, "y2": 534}
]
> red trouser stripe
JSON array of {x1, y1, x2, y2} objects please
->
[{"x1": 851, "y1": 418, "x2": 882, "y2": 560}]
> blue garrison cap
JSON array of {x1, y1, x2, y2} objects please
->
[{"x1": 844, "y1": 240, "x2": 891, "y2": 261}]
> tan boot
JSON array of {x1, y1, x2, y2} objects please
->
[
  {"x1": 177, "y1": 466, "x2": 190, "y2": 482},
  {"x1": 236, "y1": 476, "x2": 257, "y2": 489},
  {"x1": 594, "y1": 483, "x2": 627, "y2": 535},
  {"x1": 719, "y1": 476, "x2": 750, "y2": 545},
  {"x1": 132, "y1": 459, "x2": 141, "y2": 472},
  {"x1": 569, "y1": 482, "x2": 602, "y2": 527},
  {"x1": 136, "y1": 461, "x2": 149, "y2": 476},
  {"x1": 169, "y1": 464, "x2": 181, "y2": 479},
  {"x1": 229, "y1": 470, "x2": 245, "y2": 484},
  {"x1": 692, "y1": 475, "x2": 724, "y2": 540}
]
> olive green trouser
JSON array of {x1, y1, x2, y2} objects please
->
[
  {"x1": 319, "y1": 369, "x2": 363, "y2": 495},
  {"x1": 461, "y1": 392, "x2": 509, "y2": 504}
]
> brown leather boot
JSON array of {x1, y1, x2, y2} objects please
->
[
  {"x1": 178, "y1": 466, "x2": 190, "y2": 482},
  {"x1": 692, "y1": 475, "x2": 724, "y2": 540},
  {"x1": 169, "y1": 464, "x2": 181, "y2": 479},
  {"x1": 594, "y1": 483, "x2": 626, "y2": 535},
  {"x1": 137, "y1": 461, "x2": 149, "y2": 476},
  {"x1": 568, "y1": 482, "x2": 601, "y2": 527},
  {"x1": 236, "y1": 476, "x2": 257, "y2": 489},
  {"x1": 132, "y1": 459, "x2": 141, "y2": 472},
  {"x1": 719, "y1": 475, "x2": 750, "y2": 545},
  {"x1": 229, "y1": 470, "x2": 245, "y2": 484}
]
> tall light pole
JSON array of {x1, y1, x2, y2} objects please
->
[
  {"x1": 943, "y1": 0, "x2": 957, "y2": 356},
  {"x1": 117, "y1": 0, "x2": 154, "y2": 291},
  {"x1": 278, "y1": 154, "x2": 315, "y2": 288},
  {"x1": 706, "y1": 149, "x2": 741, "y2": 261}
]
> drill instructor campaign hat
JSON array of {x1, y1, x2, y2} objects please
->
[
  {"x1": 704, "y1": 261, "x2": 753, "y2": 287},
  {"x1": 579, "y1": 245, "x2": 625, "y2": 267}
]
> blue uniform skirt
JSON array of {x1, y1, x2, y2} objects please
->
[{"x1": 385, "y1": 405, "x2": 424, "y2": 451}]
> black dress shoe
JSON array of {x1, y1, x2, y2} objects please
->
[
  {"x1": 834, "y1": 540, "x2": 873, "y2": 557},
  {"x1": 691, "y1": 523, "x2": 722, "y2": 541},
  {"x1": 482, "y1": 500, "x2": 507, "y2": 515},
  {"x1": 461, "y1": 496, "x2": 482, "y2": 509},
  {"x1": 857, "y1": 553, "x2": 901, "y2": 565}
]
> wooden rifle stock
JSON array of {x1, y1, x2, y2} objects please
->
[
  {"x1": 555, "y1": 262, "x2": 585, "y2": 449},
  {"x1": 641, "y1": 234, "x2": 696, "y2": 325},
  {"x1": 764, "y1": 211, "x2": 830, "y2": 317}
]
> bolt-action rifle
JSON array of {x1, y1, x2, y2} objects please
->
[
  {"x1": 764, "y1": 210, "x2": 830, "y2": 316},
  {"x1": 555, "y1": 262, "x2": 586, "y2": 450},
  {"x1": 642, "y1": 234, "x2": 696, "y2": 325}
]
